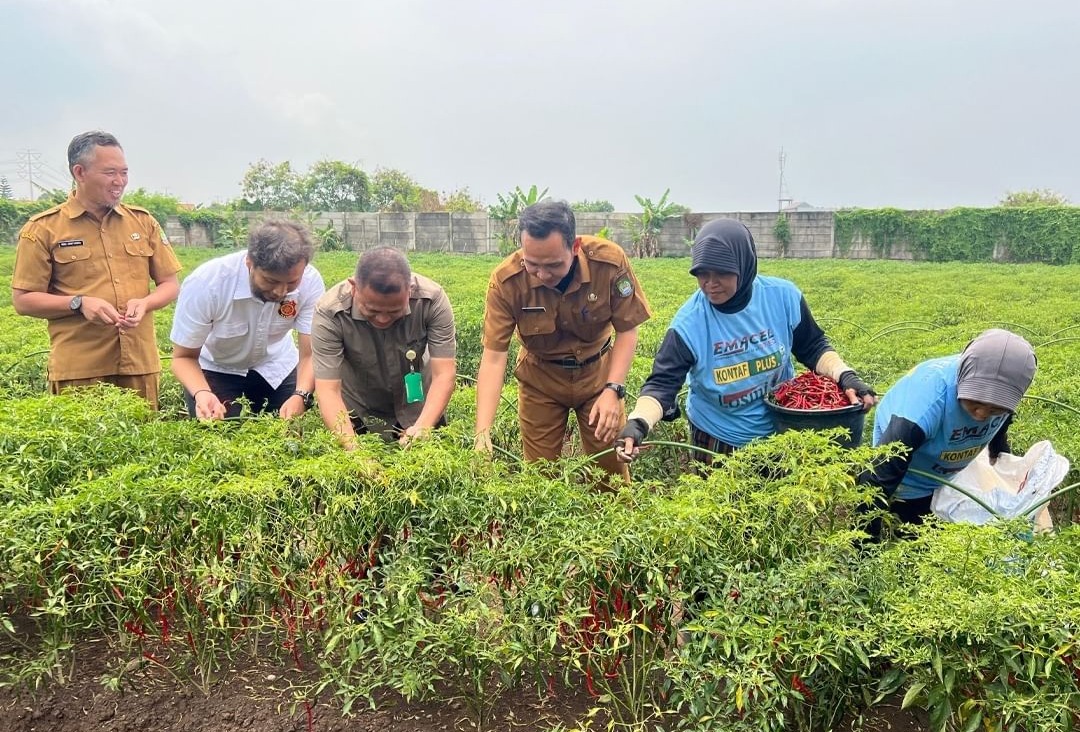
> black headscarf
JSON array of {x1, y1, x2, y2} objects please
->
[{"x1": 689, "y1": 218, "x2": 758, "y2": 314}]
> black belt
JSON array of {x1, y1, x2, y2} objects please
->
[{"x1": 545, "y1": 340, "x2": 612, "y2": 369}]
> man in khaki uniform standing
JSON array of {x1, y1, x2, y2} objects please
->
[
  {"x1": 312, "y1": 247, "x2": 457, "y2": 448},
  {"x1": 11, "y1": 130, "x2": 181, "y2": 407},
  {"x1": 474, "y1": 200, "x2": 651, "y2": 480}
]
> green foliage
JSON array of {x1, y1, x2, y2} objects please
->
[
  {"x1": 371, "y1": 168, "x2": 422, "y2": 212},
  {"x1": 314, "y1": 220, "x2": 345, "y2": 251},
  {"x1": 0, "y1": 197, "x2": 63, "y2": 244},
  {"x1": 489, "y1": 185, "x2": 549, "y2": 256},
  {"x1": 773, "y1": 212, "x2": 792, "y2": 256},
  {"x1": 2, "y1": 250, "x2": 1080, "y2": 730},
  {"x1": 0, "y1": 177, "x2": 12, "y2": 200},
  {"x1": 1000, "y1": 188, "x2": 1070, "y2": 207},
  {"x1": 177, "y1": 207, "x2": 229, "y2": 244},
  {"x1": 835, "y1": 206, "x2": 1080, "y2": 264},
  {"x1": 123, "y1": 188, "x2": 183, "y2": 228},
  {"x1": 300, "y1": 160, "x2": 370, "y2": 212},
  {"x1": 571, "y1": 199, "x2": 615, "y2": 213},
  {"x1": 629, "y1": 188, "x2": 685, "y2": 258},
  {"x1": 441, "y1": 187, "x2": 484, "y2": 214},
  {"x1": 239, "y1": 159, "x2": 302, "y2": 211}
]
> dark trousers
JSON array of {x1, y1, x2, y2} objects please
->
[
  {"x1": 184, "y1": 368, "x2": 297, "y2": 419},
  {"x1": 865, "y1": 493, "x2": 934, "y2": 540}
]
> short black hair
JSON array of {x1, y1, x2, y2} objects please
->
[
  {"x1": 518, "y1": 200, "x2": 576, "y2": 249},
  {"x1": 247, "y1": 219, "x2": 315, "y2": 272},
  {"x1": 355, "y1": 247, "x2": 411, "y2": 295},
  {"x1": 67, "y1": 131, "x2": 123, "y2": 176}
]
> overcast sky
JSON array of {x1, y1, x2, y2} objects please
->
[{"x1": 2, "y1": 0, "x2": 1078, "y2": 211}]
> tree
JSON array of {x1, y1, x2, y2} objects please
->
[
  {"x1": 0, "y1": 177, "x2": 12, "y2": 200},
  {"x1": 999, "y1": 189, "x2": 1070, "y2": 207},
  {"x1": 442, "y1": 187, "x2": 484, "y2": 213},
  {"x1": 371, "y1": 168, "x2": 422, "y2": 212},
  {"x1": 629, "y1": 189, "x2": 686, "y2": 258},
  {"x1": 571, "y1": 199, "x2": 615, "y2": 213},
  {"x1": 123, "y1": 188, "x2": 183, "y2": 227},
  {"x1": 489, "y1": 185, "x2": 549, "y2": 255},
  {"x1": 300, "y1": 160, "x2": 371, "y2": 212},
  {"x1": 239, "y1": 160, "x2": 301, "y2": 211}
]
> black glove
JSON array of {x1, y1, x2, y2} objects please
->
[
  {"x1": 838, "y1": 370, "x2": 877, "y2": 399},
  {"x1": 616, "y1": 418, "x2": 650, "y2": 449}
]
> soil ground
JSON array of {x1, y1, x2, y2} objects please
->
[{"x1": 0, "y1": 636, "x2": 929, "y2": 732}]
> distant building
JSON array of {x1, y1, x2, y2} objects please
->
[{"x1": 781, "y1": 200, "x2": 828, "y2": 212}]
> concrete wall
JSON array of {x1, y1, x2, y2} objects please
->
[{"x1": 162, "y1": 209, "x2": 917, "y2": 259}]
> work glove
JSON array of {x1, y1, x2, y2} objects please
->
[
  {"x1": 616, "y1": 418, "x2": 650, "y2": 450},
  {"x1": 838, "y1": 370, "x2": 877, "y2": 399}
]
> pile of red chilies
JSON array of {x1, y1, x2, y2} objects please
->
[{"x1": 772, "y1": 371, "x2": 850, "y2": 410}]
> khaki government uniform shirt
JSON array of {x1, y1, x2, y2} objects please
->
[
  {"x1": 481, "y1": 235, "x2": 652, "y2": 364},
  {"x1": 11, "y1": 195, "x2": 182, "y2": 380},
  {"x1": 311, "y1": 274, "x2": 456, "y2": 428}
]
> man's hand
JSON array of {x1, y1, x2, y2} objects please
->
[
  {"x1": 399, "y1": 424, "x2": 431, "y2": 447},
  {"x1": 474, "y1": 429, "x2": 493, "y2": 455},
  {"x1": 279, "y1": 394, "x2": 307, "y2": 420},
  {"x1": 79, "y1": 296, "x2": 123, "y2": 326},
  {"x1": 194, "y1": 390, "x2": 227, "y2": 420},
  {"x1": 588, "y1": 388, "x2": 624, "y2": 443},
  {"x1": 118, "y1": 297, "x2": 149, "y2": 330},
  {"x1": 614, "y1": 418, "x2": 650, "y2": 463},
  {"x1": 838, "y1": 370, "x2": 878, "y2": 410}
]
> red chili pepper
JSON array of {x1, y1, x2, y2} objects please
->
[
  {"x1": 584, "y1": 667, "x2": 598, "y2": 697},
  {"x1": 774, "y1": 372, "x2": 849, "y2": 410}
]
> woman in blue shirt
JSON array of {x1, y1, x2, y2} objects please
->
[
  {"x1": 860, "y1": 328, "x2": 1036, "y2": 531},
  {"x1": 616, "y1": 218, "x2": 876, "y2": 462}
]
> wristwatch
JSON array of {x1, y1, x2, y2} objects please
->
[
  {"x1": 604, "y1": 382, "x2": 626, "y2": 399},
  {"x1": 293, "y1": 389, "x2": 314, "y2": 409},
  {"x1": 69, "y1": 295, "x2": 84, "y2": 314}
]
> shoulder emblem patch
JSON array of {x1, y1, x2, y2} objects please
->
[
  {"x1": 615, "y1": 277, "x2": 633, "y2": 298},
  {"x1": 158, "y1": 226, "x2": 170, "y2": 246}
]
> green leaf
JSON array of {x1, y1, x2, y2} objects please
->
[{"x1": 901, "y1": 682, "x2": 925, "y2": 709}]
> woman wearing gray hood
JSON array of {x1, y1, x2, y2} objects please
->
[
  {"x1": 616, "y1": 218, "x2": 876, "y2": 463},
  {"x1": 860, "y1": 328, "x2": 1037, "y2": 529}
]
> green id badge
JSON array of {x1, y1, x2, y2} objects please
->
[{"x1": 404, "y1": 371, "x2": 424, "y2": 403}]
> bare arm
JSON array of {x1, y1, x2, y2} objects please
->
[
  {"x1": 401, "y1": 356, "x2": 456, "y2": 443},
  {"x1": 589, "y1": 326, "x2": 639, "y2": 443},
  {"x1": 474, "y1": 347, "x2": 509, "y2": 451},
  {"x1": 279, "y1": 334, "x2": 315, "y2": 420},
  {"x1": 315, "y1": 378, "x2": 358, "y2": 450},
  {"x1": 170, "y1": 344, "x2": 226, "y2": 420},
  {"x1": 12, "y1": 289, "x2": 89, "y2": 320}
]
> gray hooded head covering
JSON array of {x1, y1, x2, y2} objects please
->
[
  {"x1": 689, "y1": 218, "x2": 757, "y2": 313},
  {"x1": 956, "y1": 329, "x2": 1036, "y2": 413}
]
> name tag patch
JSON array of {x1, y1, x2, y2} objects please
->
[{"x1": 58, "y1": 240, "x2": 84, "y2": 248}]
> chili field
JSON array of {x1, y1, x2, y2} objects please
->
[{"x1": 2, "y1": 246, "x2": 1080, "y2": 731}]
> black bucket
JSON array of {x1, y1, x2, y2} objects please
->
[{"x1": 764, "y1": 396, "x2": 866, "y2": 449}]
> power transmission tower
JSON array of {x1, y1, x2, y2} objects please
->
[
  {"x1": 16, "y1": 149, "x2": 43, "y2": 199},
  {"x1": 777, "y1": 147, "x2": 792, "y2": 212}
]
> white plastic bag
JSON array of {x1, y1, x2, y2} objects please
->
[{"x1": 930, "y1": 440, "x2": 1070, "y2": 527}]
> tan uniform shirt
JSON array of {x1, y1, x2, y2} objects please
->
[
  {"x1": 481, "y1": 235, "x2": 652, "y2": 364},
  {"x1": 312, "y1": 274, "x2": 456, "y2": 428},
  {"x1": 11, "y1": 195, "x2": 182, "y2": 380}
]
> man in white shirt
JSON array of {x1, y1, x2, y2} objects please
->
[{"x1": 170, "y1": 219, "x2": 325, "y2": 419}]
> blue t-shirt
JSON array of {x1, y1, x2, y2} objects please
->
[
  {"x1": 873, "y1": 356, "x2": 1009, "y2": 499},
  {"x1": 670, "y1": 276, "x2": 803, "y2": 447}
]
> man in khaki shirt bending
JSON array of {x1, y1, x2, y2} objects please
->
[{"x1": 311, "y1": 247, "x2": 457, "y2": 447}]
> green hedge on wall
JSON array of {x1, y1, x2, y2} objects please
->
[{"x1": 835, "y1": 206, "x2": 1080, "y2": 264}]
